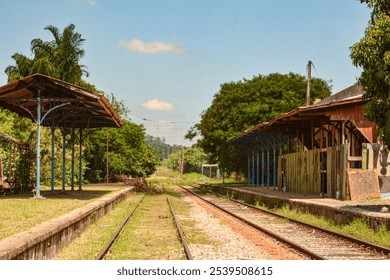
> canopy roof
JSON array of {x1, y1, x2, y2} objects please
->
[
  {"x1": 229, "y1": 83, "x2": 375, "y2": 148},
  {"x1": 0, "y1": 74, "x2": 122, "y2": 128}
]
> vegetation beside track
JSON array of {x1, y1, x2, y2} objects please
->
[
  {"x1": 274, "y1": 205, "x2": 390, "y2": 248},
  {"x1": 54, "y1": 185, "x2": 214, "y2": 260},
  {"x1": 54, "y1": 193, "x2": 144, "y2": 260},
  {"x1": 0, "y1": 185, "x2": 124, "y2": 240},
  {"x1": 191, "y1": 184, "x2": 390, "y2": 248}
]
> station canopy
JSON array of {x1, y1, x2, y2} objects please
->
[
  {"x1": 228, "y1": 83, "x2": 373, "y2": 150},
  {"x1": 0, "y1": 73, "x2": 122, "y2": 129},
  {"x1": 0, "y1": 74, "x2": 122, "y2": 197}
]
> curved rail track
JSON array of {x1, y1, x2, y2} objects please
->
[
  {"x1": 179, "y1": 185, "x2": 390, "y2": 260},
  {"x1": 96, "y1": 194, "x2": 192, "y2": 260}
]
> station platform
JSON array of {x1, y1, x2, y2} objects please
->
[
  {"x1": 209, "y1": 185, "x2": 390, "y2": 231},
  {"x1": 0, "y1": 187, "x2": 133, "y2": 260}
]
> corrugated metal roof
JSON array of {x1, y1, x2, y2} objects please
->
[
  {"x1": 0, "y1": 74, "x2": 122, "y2": 129},
  {"x1": 228, "y1": 83, "x2": 375, "y2": 147}
]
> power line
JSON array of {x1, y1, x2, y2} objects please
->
[{"x1": 129, "y1": 112, "x2": 197, "y2": 124}]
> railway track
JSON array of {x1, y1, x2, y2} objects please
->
[
  {"x1": 95, "y1": 194, "x2": 145, "y2": 260},
  {"x1": 179, "y1": 185, "x2": 390, "y2": 260},
  {"x1": 96, "y1": 194, "x2": 192, "y2": 260}
]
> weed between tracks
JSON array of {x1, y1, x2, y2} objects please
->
[
  {"x1": 105, "y1": 194, "x2": 184, "y2": 260},
  {"x1": 54, "y1": 194, "x2": 144, "y2": 260},
  {"x1": 54, "y1": 186, "x2": 214, "y2": 260}
]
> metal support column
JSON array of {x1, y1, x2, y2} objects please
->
[
  {"x1": 273, "y1": 144, "x2": 277, "y2": 190},
  {"x1": 267, "y1": 144, "x2": 270, "y2": 187},
  {"x1": 78, "y1": 128, "x2": 83, "y2": 191},
  {"x1": 71, "y1": 128, "x2": 75, "y2": 191},
  {"x1": 252, "y1": 149, "x2": 255, "y2": 186},
  {"x1": 51, "y1": 119, "x2": 55, "y2": 193},
  {"x1": 35, "y1": 93, "x2": 43, "y2": 198},
  {"x1": 62, "y1": 128, "x2": 67, "y2": 193},
  {"x1": 256, "y1": 147, "x2": 259, "y2": 186},
  {"x1": 261, "y1": 145, "x2": 265, "y2": 187},
  {"x1": 248, "y1": 152, "x2": 251, "y2": 185}
]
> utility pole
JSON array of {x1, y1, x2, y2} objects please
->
[{"x1": 306, "y1": 60, "x2": 312, "y2": 106}]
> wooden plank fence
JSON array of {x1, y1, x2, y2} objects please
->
[
  {"x1": 278, "y1": 144, "x2": 348, "y2": 199},
  {"x1": 326, "y1": 144, "x2": 348, "y2": 199},
  {"x1": 279, "y1": 149, "x2": 321, "y2": 195}
]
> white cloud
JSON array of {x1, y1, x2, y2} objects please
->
[
  {"x1": 142, "y1": 99, "x2": 176, "y2": 111},
  {"x1": 87, "y1": 0, "x2": 96, "y2": 5},
  {"x1": 117, "y1": 38, "x2": 185, "y2": 55}
]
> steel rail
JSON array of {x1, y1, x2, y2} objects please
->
[
  {"x1": 178, "y1": 186, "x2": 325, "y2": 260},
  {"x1": 167, "y1": 197, "x2": 193, "y2": 260},
  {"x1": 195, "y1": 185, "x2": 390, "y2": 257},
  {"x1": 95, "y1": 194, "x2": 145, "y2": 260}
]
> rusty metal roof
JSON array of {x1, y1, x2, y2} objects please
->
[
  {"x1": 0, "y1": 74, "x2": 122, "y2": 128},
  {"x1": 228, "y1": 83, "x2": 375, "y2": 148}
]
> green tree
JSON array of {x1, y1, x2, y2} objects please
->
[
  {"x1": 3, "y1": 24, "x2": 159, "y2": 187},
  {"x1": 187, "y1": 72, "x2": 331, "y2": 175},
  {"x1": 145, "y1": 135, "x2": 185, "y2": 160},
  {"x1": 350, "y1": 0, "x2": 390, "y2": 147},
  {"x1": 168, "y1": 147, "x2": 208, "y2": 174},
  {"x1": 5, "y1": 23, "x2": 88, "y2": 84},
  {"x1": 85, "y1": 120, "x2": 159, "y2": 182}
]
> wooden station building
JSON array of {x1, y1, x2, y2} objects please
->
[{"x1": 229, "y1": 83, "x2": 390, "y2": 200}]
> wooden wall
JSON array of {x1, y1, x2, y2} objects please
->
[
  {"x1": 326, "y1": 144, "x2": 347, "y2": 199},
  {"x1": 279, "y1": 149, "x2": 321, "y2": 195},
  {"x1": 278, "y1": 144, "x2": 350, "y2": 199}
]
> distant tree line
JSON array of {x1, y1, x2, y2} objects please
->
[{"x1": 145, "y1": 135, "x2": 184, "y2": 160}]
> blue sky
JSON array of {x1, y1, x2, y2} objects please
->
[{"x1": 0, "y1": 0, "x2": 371, "y2": 145}]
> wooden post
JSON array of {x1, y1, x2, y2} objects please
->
[{"x1": 362, "y1": 143, "x2": 368, "y2": 170}]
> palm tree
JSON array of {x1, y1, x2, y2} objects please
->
[
  {"x1": 31, "y1": 24, "x2": 89, "y2": 84},
  {"x1": 5, "y1": 23, "x2": 88, "y2": 84},
  {"x1": 5, "y1": 53, "x2": 34, "y2": 82}
]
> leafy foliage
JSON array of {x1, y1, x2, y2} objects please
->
[
  {"x1": 188, "y1": 72, "x2": 331, "y2": 174},
  {"x1": 84, "y1": 120, "x2": 159, "y2": 182},
  {"x1": 5, "y1": 24, "x2": 88, "y2": 84},
  {"x1": 167, "y1": 147, "x2": 209, "y2": 174},
  {"x1": 350, "y1": 0, "x2": 390, "y2": 147},
  {"x1": 2, "y1": 24, "x2": 160, "y2": 188}
]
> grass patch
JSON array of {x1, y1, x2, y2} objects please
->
[
  {"x1": 273, "y1": 205, "x2": 390, "y2": 248},
  {"x1": 147, "y1": 167, "x2": 245, "y2": 188},
  {"x1": 54, "y1": 193, "x2": 143, "y2": 260},
  {"x1": 0, "y1": 184, "x2": 123, "y2": 240},
  {"x1": 106, "y1": 193, "x2": 185, "y2": 260},
  {"x1": 166, "y1": 187, "x2": 212, "y2": 245}
]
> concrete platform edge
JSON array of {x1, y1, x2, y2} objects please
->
[
  {"x1": 211, "y1": 185, "x2": 390, "y2": 231},
  {"x1": 0, "y1": 187, "x2": 133, "y2": 260}
]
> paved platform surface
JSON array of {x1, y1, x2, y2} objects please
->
[{"x1": 223, "y1": 185, "x2": 390, "y2": 219}]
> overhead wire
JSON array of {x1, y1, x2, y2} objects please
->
[{"x1": 129, "y1": 112, "x2": 197, "y2": 124}]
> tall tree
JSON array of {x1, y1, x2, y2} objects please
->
[
  {"x1": 5, "y1": 23, "x2": 88, "y2": 84},
  {"x1": 85, "y1": 120, "x2": 159, "y2": 182},
  {"x1": 350, "y1": 0, "x2": 390, "y2": 147}
]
